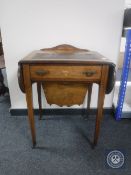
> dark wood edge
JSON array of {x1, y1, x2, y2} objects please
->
[{"x1": 19, "y1": 61, "x2": 115, "y2": 66}]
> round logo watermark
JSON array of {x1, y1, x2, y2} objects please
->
[{"x1": 106, "y1": 150, "x2": 124, "y2": 168}]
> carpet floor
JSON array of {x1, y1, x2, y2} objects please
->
[{"x1": 0, "y1": 96, "x2": 131, "y2": 175}]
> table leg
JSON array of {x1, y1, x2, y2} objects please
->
[
  {"x1": 0, "y1": 69, "x2": 9, "y2": 96},
  {"x1": 93, "y1": 66, "x2": 109, "y2": 146},
  {"x1": 83, "y1": 84, "x2": 92, "y2": 119},
  {"x1": 23, "y1": 65, "x2": 36, "y2": 147},
  {"x1": 37, "y1": 82, "x2": 42, "y2": 120},
  {"x1": 87, "y1": 84, "x2": 92, "y2": 115}
]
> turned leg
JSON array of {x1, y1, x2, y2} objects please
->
[
  {"x1": 93, "y1": 66, "x2": 109, "y2": 147},
  {"x1": 37, "y1": 82, "x2": 42, "y2": 120},
  {"x1": 23, "y1": 65, "x2": 36, "y2": 147}
]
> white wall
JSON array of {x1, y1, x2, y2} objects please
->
[
  {"x1": 0, "y1": 0, "x2": 124, "y2": 109},
  {"x1": 125, "y1": 0, "x2": 131, "y2": 7}
]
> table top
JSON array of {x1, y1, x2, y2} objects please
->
[
  {"x1": 19, "y1": 50, "x2": 114, "y2": 66},
  {"x1": 18, "y1": 45, "x2": 116, "y2": 94}
]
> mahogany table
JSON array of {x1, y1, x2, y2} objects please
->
[{"x1": 18, "y1": 44, "x2": 115, "y2": 147}]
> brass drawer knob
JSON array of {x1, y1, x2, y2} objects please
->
[
  {"x1": 82, "y1": 70, "x2": 96, "y2": 77},
  {"x1": 35, "y1": 70, "x2": 49, "y2": 76}
]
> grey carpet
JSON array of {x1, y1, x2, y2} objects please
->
[{"x1": 0, "y1": 96, "x2": 131, "y2": 175}]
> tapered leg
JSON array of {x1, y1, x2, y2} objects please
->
[
  {"x1": 23, "y1": 65, "x2": 36, "y2": 147},
  {"x1": 87, "y1": 84, "x2": 92, "y2": 115},
  {"x1": 83, "y1": 84, "x2": 92, "y2": 119},
  {"x1": 93, "y1": 66, "x2": 109, "y2": 146},
  {"x1": 37, "y1": 82, "x2": 42, "y2": 120}
]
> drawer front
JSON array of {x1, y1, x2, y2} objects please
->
[{"x1": 30, "y1": 65, "x2": 101, "y2": 81}]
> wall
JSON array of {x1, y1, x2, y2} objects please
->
[
  {"x1": 125, "y1": 0, "x2": 131, "y2": 7},
  {"x1": 0, "y1": 0, "x2": 124, "y2": 109}
]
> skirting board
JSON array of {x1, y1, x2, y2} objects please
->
[
  {"x1": 10, "y1": 108, "x2": 113, "y2": 116},
  {"x1": 112, "y1": 105, "x2": 131, "y2": 119},
  {"x1": 120, "y1": 112, "x2": 131, "y2": 118}
]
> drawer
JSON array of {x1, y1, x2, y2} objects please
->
[{"x1": 30, "y1": 65, "x2": 102, "y2": 81}]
